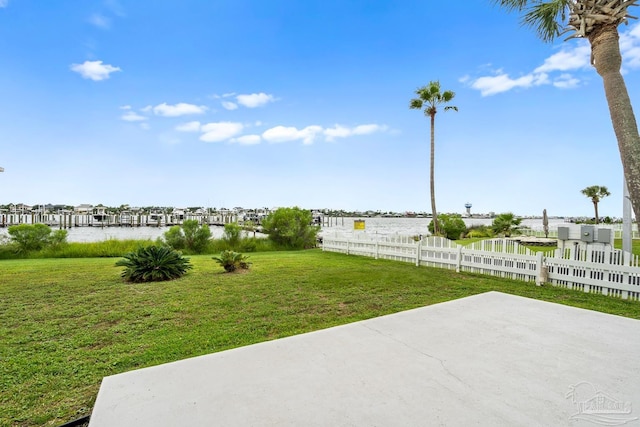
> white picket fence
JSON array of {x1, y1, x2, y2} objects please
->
[{"x1": 322, "y1": 234, "x2": 640, "y2": 301}]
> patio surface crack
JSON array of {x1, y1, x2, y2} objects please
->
[{"x1": 360, "y1": 323, "x2": 467, "y2": 387}]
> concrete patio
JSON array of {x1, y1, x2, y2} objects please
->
[{"x1": 89, "y1": 292, "x2": 640, "y2": 426}]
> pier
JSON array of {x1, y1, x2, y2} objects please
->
[{"x1": 0, "y1": 213, "x2": 239, "y2": 229}]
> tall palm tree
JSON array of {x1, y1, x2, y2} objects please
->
[
  {"x1": 410, "y1": 81, "x2": 458, "y2": 235},
  {"x1": 494, "y1": 0, "x2": 640, "y2": 226},
  {"x1": 581, "y1": 185, "x2": 611, "y2": 223}
]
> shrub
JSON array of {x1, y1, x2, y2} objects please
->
[
  {"x1": 212, "y1": 250, "x2": 251, "y2": 272},
  {"x1": 223, "y1": 223, "x2": 242, "y2": 249},
  {"x1": 239, "y1": 238, "x2": 257, "y2": 252},
  {"x1": 115, "y1": 245, "x2": 192, "y2": 282},
  {"x1": 183, "y1": 220, "x2": 212, "y2": 253},
  {"x1": 162, "y1": 220, "x2": 212, "y2": 253},
  {"x1": 466, "y1": 225, "x2": 494, "y2": 239},
  {"x1": 428, "y1": 214, "x2": 467, "y2": 240},
  {"x1": 7, "y1": 224, "x2": 68, "y2": 253},
  {"x1": 492, "y1": 212, "x2": 522, "y2": 237},
  {"x1": 261, "y1": 207, "x2": 319, "y2": 249},
  {"x1": 163, "y1": 226, "x2": 186, "y2": 250}
]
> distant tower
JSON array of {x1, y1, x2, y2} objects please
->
[{"x1": 465, "y1": 203, "x2": 472, "y2": 216}]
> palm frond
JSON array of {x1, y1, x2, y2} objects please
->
[
  {"x1": 492, "y1": 0, "x2": 531, "y2": 12},
  {"x1": 409, "y1": 98, "x2": 423, "y2": 109},
  {"x1": 493, "y1": 0, "x2": 572, "y2": 42},
  {"x1": 522, "y1": 0, "x2": 570, "y2": 42}
]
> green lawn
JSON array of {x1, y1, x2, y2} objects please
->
[{"x1": 2, "y1": 250, "x2": 639, "y2": 426}]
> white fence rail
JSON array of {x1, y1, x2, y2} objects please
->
[{"x1": 322, "y1": 235, "x2": 640, "y2": 301}]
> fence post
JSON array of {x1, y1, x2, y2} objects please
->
[
  {"x1": 375, "y1": 241, "x2": 379, "y2": 260},
  {"x1": 416, "y1": 239, "x2": 421, "y2": 267},
  {"x1": 346, "y1": 239, "x2": 350, "y2": 256},
  {"x1": 456, "y1": 245, "x2": 462, "y2": 273},
  {"x1": 535, "y1": 252, "x2": 547, "y2": 286}
]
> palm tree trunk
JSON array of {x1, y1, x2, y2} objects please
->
[
  {"x1": 430, "y1": 113, "x2": 438, "y2": 235},
  {"x1": 589, "y1": 24, "x2": 640, "y2": 227},
  {"x1": 593, "y1": 200, "x2": 599, "y2": 224}
]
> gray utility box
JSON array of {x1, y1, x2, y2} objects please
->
[
  {"x1": 557, "y1": 226, "x2": 569, "y2": 241},
  {"x1": 581, "y1": 225, "x2": 594, "y2": 242},
  {"x1": 557, "y1": 225, "x2": 612, "y2": 244},
  {"x1": 597, "y1": 228, "x2": 612, "y2": 244}
]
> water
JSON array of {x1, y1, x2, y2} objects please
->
[
  {"x1": 319, "y1": 217, "x2": 572, "y2": 238},
  {"x1": 0, "y1": 225, "x2": 232, "y2": 243},
  {"x1": 0, "y1": 217, "x2": 574, "y2": 243}
]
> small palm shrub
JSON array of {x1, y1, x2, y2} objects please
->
[
  {"x1": 212, "y1": 250, "x2": 251, "y2": 272},
  {"x1": 466, "y1": 225, "x2": 494, "y2": 239},
  {"x1": 115, "y1": 245, "x2": 192, "y2": 282}
]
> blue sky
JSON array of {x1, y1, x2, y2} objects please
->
[{"x1": 1, "y1": 0, "x2": 638, "y2": 217}]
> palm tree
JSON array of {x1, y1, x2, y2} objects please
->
[
  {"x1": 493, "y1": 0, "x2": 640, "y2": 227},
  {"x1": 410, "y1": 81, "x2": 458, "y2": 235},
  {"x1": 492, "y1": 212, "x2": 523, "y2": 237},
  {"x1": 581, "y1": 185, "x2": 611, "y2": 223}
]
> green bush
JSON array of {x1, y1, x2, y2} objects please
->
[
  {"x1": 261, "y1": 207, "x2": 319, "y2": 249},
  {"x1": 163, "y1": 226, "x2": 186, "y2": 250},
  {"x1": 223, "y1": 223, "x2": 242, "y2": 249},
  {"x1": 428, "y1": 214, "x2": 466, "y2": 240},
  {"x1": 239, "y1": 238, "x2": 258, "y2": 252},
  {"x1": 466, "y1": 225, "x2": 494, "y2": 239},
  {"x1": 492, "y1": 213, "x2": 522, "y2": 237},
  {"x1": 115, "y1": 245, "x2": 192, "y2": 282},
  {"x1": 212, "y1": 250, "x2": 251, "y2": 272},
  {"x1": 162, "y1": 220, "x2": 212, "y2": 253},
  {"x1": 7, "y1": 224, "x2": 68, "y2": 253}
]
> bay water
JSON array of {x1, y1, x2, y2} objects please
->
[{"x1": 0, "y1": 217, "x2": 570, "y2": 243}]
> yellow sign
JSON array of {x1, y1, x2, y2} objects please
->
[{"x1": 354, "y1": 220, "x2": 365, "y2": 230}]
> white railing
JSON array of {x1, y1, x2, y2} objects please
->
[
  {"x1": 518, "y1": 227, "x2": 640, "y2": 239},
  {"x1": 322, "y1": 235, "x2": 640, "y2": 301}
]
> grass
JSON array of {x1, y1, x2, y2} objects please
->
[
  {"x1": 2, "y1": 250, "x2": 640, "y2": 426},
  {"x1": 0, "y1": 237, "x2": 277, "y2": 260}
]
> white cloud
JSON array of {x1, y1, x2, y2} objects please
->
[
  {"x1": 324, "y1": 124, "x2": 388, "y2": 141},
  {"x1": 200, "y1": 122, "x2": 244, "y2": 142},
  {"x1": 140, "y1": 105, "x2": 153, "y2": 113},
  {"x1": 221, "y1": 101, "x2": 238, "y2": 110},
  {"x1": 0, "y1": 0, "x2": 8, "y2": 8},
  {"x1": 231, "y1": 135, "x2": 262, "y2": 145},
  {"x1": 140, "y1": 123, "x2": 150, "y2": 130},
  {"x1": 353, "y1": 124, "x2": 388, "y2": 135},
  {"x1": 153, "y1": 102, "x2": 207, "y2": 117},
  {"x1": 470, "y1": 71, "x2": 549, "y2": 96},
  {"x1": 620, "y1": 24, "x2": 640, "y2": 69},
  {"x1": 465, "y1": 23, "x2": 640, "y2": 97},
  {"x1": 553, "y1": 73, "x2": 580, "y2": 89},
  {"x1": 120, "y1": 105, "x2": 132, "y2": 110},
  {"x1": 88, "y1": 13, "x2": 110, "y2": 29},
  {"x1": 324, "y1": 125, "x2": 352, "y2": 141},
  {"x1": 212, "y1": 92, "x2": 236, "y2": 99},
  {"x1": 70, "y1": 60, "x2": 121, "y2": 81},
  {"x1": 175, "y1": 121, "x2": 201, "y2": 132},
  {"x1": 534, "y1": 44, "x2": 590, "y2": 73},
  {"x1": 236, "y1": 93, "x2": 276, "y2": 108},
  {"x1": 262, "y1": 125, "x2": 323, "y2": 145},
  {"x1": 121, "y1": 111, "x2": 147, "y2": 122}
]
